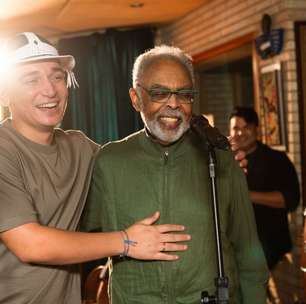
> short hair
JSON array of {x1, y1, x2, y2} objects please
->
[
  {"x1": 132, "y1": 45, "x2": 195, "y2": 88},
  {"x1": 229, "y1": 106, "x2": 259, "y2": 126}
]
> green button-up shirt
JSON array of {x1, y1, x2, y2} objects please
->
[{"x1": 82, "y1": 129, "x2": 268, "y2": 304}]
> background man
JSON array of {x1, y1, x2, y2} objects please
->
[
  {"x1": 0, "y1": 32, "x2": 190, "y2": 304},
  {"x1": 82, "y1": 46, "x2": 268, "y2": 303},
  {"x1": 229, "y1": 106, "x2": 300, "y2": 270}
]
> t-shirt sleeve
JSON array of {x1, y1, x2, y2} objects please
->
[
  {"x1": 0, "y1": 141, "x2": 38, "y2": 232},
  {"x1": 227, "y1": 156, "x2": 268, "y2": 303},
  {"x1": 66, "y1": 129, "x2": 101, "y2": 156},
  {"x1": 80, "y1": 150, "x2": 105, "y2": 232}
]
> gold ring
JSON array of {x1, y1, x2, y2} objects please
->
[{"x1": 162, "y1": 242, "x2": 166, "y2": 252}]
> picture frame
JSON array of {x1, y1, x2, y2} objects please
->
[{"x1": 260, "y1": 62, "x2": 287, "y2": 150}]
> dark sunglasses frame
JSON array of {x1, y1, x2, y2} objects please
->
[{"x1": 137, "y1": 83, "x2": 198, "y2": 104}]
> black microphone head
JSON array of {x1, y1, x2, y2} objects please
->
[{"x1": 190, "y1": 114, "x2": 229, "y2": 151}]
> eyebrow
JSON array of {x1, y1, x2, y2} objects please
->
[
  {"x1": 233, "y1": 124, "x2": 250, "y2": 129},
  {"x1": 18, "y1": 67, "x2": 65, "y2": 81},
  {"x1": 18, "y1": 71, "x2": 40, "y2": 82}
]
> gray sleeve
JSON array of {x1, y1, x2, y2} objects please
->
[
  {"x1": 0, "y1": 142, "x2": 37, "y2": 232},
  {"x1": 80, "y1": 151, "x2": 105, "y2": 232}
]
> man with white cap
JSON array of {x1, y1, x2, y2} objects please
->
[{"x1": 0, "y1": 32, "x2": 190, "y2": 304}]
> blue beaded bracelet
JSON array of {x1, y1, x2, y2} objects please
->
[{"x1": 120, "y1": 230, "x2": 137, "y2": 257}]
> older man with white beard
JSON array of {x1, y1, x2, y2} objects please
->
[{"x1": 81, "y1": 45, "x2": 268, "y2": 304}]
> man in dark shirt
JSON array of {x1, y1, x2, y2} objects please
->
[{"x1": 229, "y1": 106, "x2": 300, "y2": 270}]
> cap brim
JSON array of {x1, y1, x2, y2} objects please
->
[{"x1": 12, "y1": 54, "x2": 75, "y2": 71}]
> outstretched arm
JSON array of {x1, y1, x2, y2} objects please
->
[{"x1": 1, "y1": 211, "x2": 190, "y2": 265}]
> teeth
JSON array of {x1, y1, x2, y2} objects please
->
[
  {"x1": 38, "y1": 102, "x2": 57, "y2": 109},
  {"x1": 160, "y1": 117, "x2": 178, "y2": 122}
]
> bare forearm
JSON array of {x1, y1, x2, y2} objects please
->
[
  {"x1": 249, "y1": 191, "x2": 285, "y2": 208},
  {"x1": 1, "y1": 223, "x2": 123, "y2": 265},
  {"x1": 1, "y1": 212, "x2": 190, "y2": 265}
]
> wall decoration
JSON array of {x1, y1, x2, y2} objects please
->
[
  {"x1": 255, "y1": 14, "x2": 284, "y2": 59},
  {"x1": 260, "y1": 62, "x2": 287, "y2": 150}
]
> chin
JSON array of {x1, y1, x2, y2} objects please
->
[
  {"x1": 154, "y1": 128, "x2": 185, "y2": 144},
  {"x1": 39, "y1": 119, "x2": 62, "y2": 129},
  {"x1": 144, "y1": 115, "x2": 189, "y2": 144}
]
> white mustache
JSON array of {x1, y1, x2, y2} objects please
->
[{"x1": 156, "y1": 109, "x2": 184, "y2": 120}]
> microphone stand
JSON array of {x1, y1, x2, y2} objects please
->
[{"x1": 200, "y1": 143, "x2": 229, "y2": 304}]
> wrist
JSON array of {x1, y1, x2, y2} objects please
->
[{"x1": 119, "y1": 229, "x2": 138, "y2": 258}]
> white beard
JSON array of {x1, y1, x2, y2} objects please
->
[{"x1": 140, "y1": 108, "x2": 190, "y2": 144}]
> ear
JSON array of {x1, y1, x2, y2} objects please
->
[{"x1": 129, "y1": 88, "x2": 141, "y2": 112}]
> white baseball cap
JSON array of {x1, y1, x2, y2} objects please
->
[{"x1": 1, "y1": 32, "x2": 78, "y2": 88}]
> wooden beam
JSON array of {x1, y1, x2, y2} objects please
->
[{"x1": 192, "y1": 32, "x2": 256, "y2": 63}]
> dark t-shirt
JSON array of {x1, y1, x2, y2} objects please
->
[{"x1": 246, "y1": 141, "x2": 300, "y2": 269}]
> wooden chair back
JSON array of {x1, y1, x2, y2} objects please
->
[{"x1": 83, "y1": 265, "x2": 109, "y2": 304}]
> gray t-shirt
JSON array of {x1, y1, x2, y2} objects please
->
[{"x1": 0, "y1": 119, "x2": 99, "y2": 304}]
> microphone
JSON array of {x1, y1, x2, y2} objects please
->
[{"x1": 190, "y1": 114, "x2": 229, "y2": 151}]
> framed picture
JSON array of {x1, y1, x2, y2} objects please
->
[{"x1": 260, "y1": 62, "x2": 287, "y2": 150}]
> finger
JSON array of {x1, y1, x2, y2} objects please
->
[
  {"x1": 155, "y1": 224, "x2": 185, "y2": 233},
  {"x1": 160, "y1": 233, "x2": 191, "y2": 243},
  {"x1": 138, "y1": 211, "x2": 160, "y2": 225},
  {"x1": 238, "y1": 159, "x2": 248, "y2": 168},
  {"x1": 234, "y1": 150, "x2": 245, "y2": 161},
  {"x1": 160, "y1": 242, "x2": 166, "y2": 252},
  {"x1": 152, "y1": 252, "x2": 180, "y2": 261},
  {"x1": 162, "y1": 243, "x2": 188, "y2": 252}
]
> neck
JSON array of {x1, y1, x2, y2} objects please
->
[
  {"x1": 11, "y1": 121, "x2": 55, "y2": 145},
  {"x1": 245, "y1": 142, "x2": 258, "y2": 155}
]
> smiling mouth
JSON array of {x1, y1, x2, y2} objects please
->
[
  {"x1": 159, "y1": 116, "x2": 182, "y2": 129},
  {"x1": 160, "y1": 116, "x2": 181, "y2": 123},
  {"x1": 37, "y1": 102, "x2": 58, "y2": 109}
]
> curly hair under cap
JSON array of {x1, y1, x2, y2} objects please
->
[{"x1": 132, "y1": 45, "x2": 195, "y2": 88}]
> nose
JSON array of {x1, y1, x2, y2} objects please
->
[
  {"x1": 166, "y1": 93, "x2": 180, "y2": 109},
  {"x1": 41, "y1": 77, "x2": 57, "y2": 97}
]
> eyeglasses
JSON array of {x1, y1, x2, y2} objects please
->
[{"x1": 137, "y1": 83, "x2": 198, "y2": 104}]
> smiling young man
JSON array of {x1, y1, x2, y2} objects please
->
[
  {"x1": 82, "y1": 46, "x2": 268, "y2": 304},
  {"x1": 0, "y1": 33, "x2": 191, "y2": 304},
  {"x1": 7, "y1": 61, "x2": 67, "y2": 143}
]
